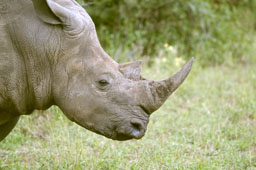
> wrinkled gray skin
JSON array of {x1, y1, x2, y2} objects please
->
[{"x1": 0, "y1": 0, "x2": 193, "y2": 141}]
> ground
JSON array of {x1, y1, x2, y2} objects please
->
[{"x1": 0, "y1": 58, "x2": 255, "y2": 169}]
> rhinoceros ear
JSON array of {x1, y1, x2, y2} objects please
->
[
  {"x1": 32, "y1": 0, "x2": 62, "y2": 24},
  {"x1": 119, "y1": 61, "x2": 142, "y2": 80},
  {"x1": 32, "y1": 0, "x2": 84, "y2": 34}
]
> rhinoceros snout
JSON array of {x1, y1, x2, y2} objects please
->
[
  {"x1": 114, "y1": 119, "x2": 146, "y2": 141},
  {"x1": 130, "y1": 120, "x2": 145, "y2": 139}
]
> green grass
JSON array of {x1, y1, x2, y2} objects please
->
[{"x1": 1, "y1": 57, "x2": 256, "y2": 169}]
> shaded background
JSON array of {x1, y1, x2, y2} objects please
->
[{"x1": 79, "y1": 0, "x2": 256, "y2": 66}]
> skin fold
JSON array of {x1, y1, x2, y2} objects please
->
[{"x1": 0, "y1": 0, "x2": 193, "y2": 141}]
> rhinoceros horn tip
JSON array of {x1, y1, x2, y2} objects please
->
[
  {"x1": 144, "y1": 57, "x2": 194, "y2": 113},
  {"x1": 169, "y1": 57, "x2": 194, "y2": 85}
]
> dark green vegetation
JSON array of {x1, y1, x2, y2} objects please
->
[
  {"x1": 1, "y1": 0, "x2": 256, "y2": 169},
  {"x1": 81, "y1": 0, "x2": 256, "y2": 66}
]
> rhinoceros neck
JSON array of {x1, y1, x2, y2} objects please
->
[
  {"x1": 4, "y1": 4, "x2": 57, "y2": 114},
  {"x1": 0, "y1": 0, "x2": 29, "y2": 26}
]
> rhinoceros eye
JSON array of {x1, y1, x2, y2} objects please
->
[
  {"x1": 96, "y1": 73, "x2": 113, "y2": 90},
  {"x1": 98, "y1": 79, "x2": 109, "y2": 87}
]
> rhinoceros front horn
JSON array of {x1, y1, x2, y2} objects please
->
[{"x1": 145, "y1": 58, "x2": 194, "y2": 113}]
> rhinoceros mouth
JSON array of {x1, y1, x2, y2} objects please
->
[
  {"x1": 114, "y1": 133, "x2": 134, "y2": 141},
  {"x1": 112, "y1": 131, "x2": 145, "y2": 141}
]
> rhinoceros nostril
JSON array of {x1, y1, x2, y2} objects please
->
[
  {"x1": 131, "y1": 121, "x2": 141, "y2": 131},
  {"x1": 130, "y1": 121, "x2": 145, "y2": 139}
]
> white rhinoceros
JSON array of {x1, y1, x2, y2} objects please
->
[{"x1": 0, "y1": 0, "x2": 193, "y2": 141}]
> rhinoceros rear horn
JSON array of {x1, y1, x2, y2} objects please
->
[
  {"x1": 32, "y1": 0, "x2": 84, "y2": 35},
  {"x1": 119, "y1": 61, "x2": 142, "y2": 81}
]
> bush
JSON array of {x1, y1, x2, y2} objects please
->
[{"x1": 81, "y1": 0, "x2": 256, "y2": 66}]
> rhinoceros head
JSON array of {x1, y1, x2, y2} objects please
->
[{"x1": 32, "y1": 0, "x2": 193, "y2": 140}]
